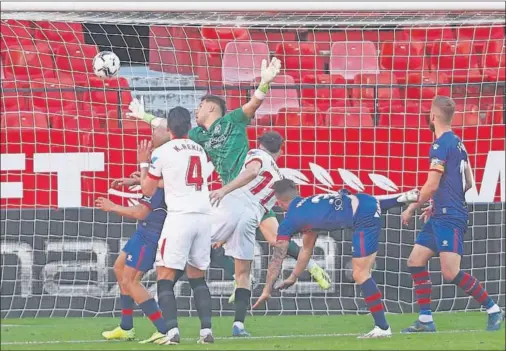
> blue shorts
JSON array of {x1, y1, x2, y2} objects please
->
[
  {"x1": 351, "y1": 194, "x2": 381, "y2": 258},
  {"x1": 122, "y1": 229, "x2": 159, "y2": 272},
  {"x1": 415, "y1": 217, "x2": 467, "y2": 255}
]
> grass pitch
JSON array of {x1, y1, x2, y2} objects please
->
[{"x1": 1, "y1": 312, "x2": 505, "y2": 350}]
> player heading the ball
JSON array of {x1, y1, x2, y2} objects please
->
[{"x1": 254, "y1": 179, "x2": 419, "y2": 339}]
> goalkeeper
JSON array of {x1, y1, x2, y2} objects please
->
[
  {"x1": 253, "y1": 179, "x2": 419, "y2": 339},
  {"x1": 127, "y1": 58, "x2": 331, "y2": 297}
]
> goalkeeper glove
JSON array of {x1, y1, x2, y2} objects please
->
[
  {"x1": 127, "y1": 97, "x2": 162, "y2": 127},
  {"x1": 255, "y1": 57, "x2": 282, "y2": 100}
]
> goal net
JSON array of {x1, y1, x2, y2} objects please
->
[{"x1": 0, "y1": 8, "x2": 505, "y2": 318}]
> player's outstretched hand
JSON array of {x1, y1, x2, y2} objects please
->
[
  {"x1": 137, "y1": 139, "x2": 153, "y2": 163},
  {"x1": 252, "y1": 291, "x2": 271, "y2": 309},
  {"x1": 96, "y1": 197, "x2": 115, "y2": 212},
  {"x1": 127, "y1": 97, "x2": 145, "y2": 120},
  {"x1": 260, "y1": 57, "x2": 282, "y2": 85},
  {"x1": 110, "y1": 177, "x2": 138, "y2": 188},
  {"x1": 401, "y1": 208, "x2": 414, "y2": 226},
  {"x1": 275, "y1": 276, "x2": 297, "y2": 291},
  {"x1": 209, "y1": 189, "x2": 226, "y2": 207},
  {"x1": 419, "y1": 204, "x2": 433, "y2": 223}
]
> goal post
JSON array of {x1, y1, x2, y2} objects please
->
[{"x1": 0, "y1": 8, "x2": 505, "y2": 318}]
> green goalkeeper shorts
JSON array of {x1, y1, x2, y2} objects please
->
[{"x1": 261, "y1": 209, "x2": 277, "y2": 222}]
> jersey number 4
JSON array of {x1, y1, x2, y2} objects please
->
[
  {"x1": 186, "y1": 156, "x2": 204, "y2": 191},
  {"x1": 250, "y1": 171, "x2": 275, "y2": 206}
]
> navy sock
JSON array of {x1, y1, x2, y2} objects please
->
[
  {"x1": 452, "y1": 271, "x2": 495, "y2": 309},
  {"x1": 120, "y1": 294, "x2": 134, "y2": 330},
  {"x1": 234, "y1": 288, "x2": 251, "y2": 324},
  {"x1": 139, "y1": 298, "x2": 168, "y2": 334},
  {"x1": 409, "y1": 266, "x2": 432, "y2": 317},
  {"x1": 189, "y1": 278, "x2": 212, "y2": 329},
  {"x1": 157, "y1": 280, "x2": 178, "y2": 331},
  {"x1": 360, "y1": 278, "x2": 389, "y2": 330}
]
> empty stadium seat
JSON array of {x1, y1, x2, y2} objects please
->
[
  {"x1": 325, "y1": 106, "x2": 374, "y2": 127},
  {"x1": 407, "y1": 26, "x2": 455, "y2": 53},
  {"x1": 55, "y1": 43, "x2": 99, "y2": 82},
  {"x1": 456, "y1": 25, "x2": 505, "y2": 52},
  {"x1": 1, "y1": 110, "x2": 49, "y2": 129},
  {"x1": 377, "y1": 103, "x2": 423, "y2": 128},
  {"x1": 222, "y1": 41, "x2": 269, "y2": 83},
  {"x1": 34, "y1": 21, "x2": 84, "y2": 47},
  {"x1": 301, "y1": 74, "x2": 347, "y2": 111},
  {"x1": 380, "y1": 41, "x2": 427, "y2": 83},
  {"x1": 121, "y1": 119, "x2": 153, "y2": 131},
  {"x1": 275, "y1": 42, "x2": 323, "y2": 82},
  {"x1": 30, "y1": 77, "x2": 80, "y2": 112},
  {"x1": 482, "y1": 39, "x2": 506, "y2": 82},
  {"x1": 48, "y1": 110, "x2": 101, "y2": 130},
  {"x1": 254, "y1": 75, "x2": 299, "y2": 116},
  {"x1": 485, "y1": 104, "x2": 505, "y2": 124},
  {"x1": 429, "y1": 41, "x2": 482, "y2": 83},
  {"x1": 273, "y1": 107, "x2": 324, "y2": 126},
  {"x1": 351, "y1": 72, "x2": 402, "y2": 109},
  {"x1": 2, "y1": 42, "x2": 56, "y2": 81},
  {"x1": 83, "y1": 77, "x2": 133, "y2": 116},
  {"x1": 0, "y1": 20, "x2": 33, "y2": 50},
  {"x1": 1, "y1": 80, "x2": 31, "y2": 112},
  {"x1": 406, "y1": 71, "x2": 451, "y2": 112},
  {"x1": 330, "y1": 41, "x2": 379, "y2": 80},
  {"x1": 452, "y1": 104, "x2": 480, "y2": 126}
]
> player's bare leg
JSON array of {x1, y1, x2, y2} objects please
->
[
  {"x1": 353, "y1": 253, "x2": 392, "y2": 339},
  {"x1": 102, "y1": 252, "x2": 136, "y2": 341},
  {"x1": 121, "y1": 266, "x2": 168, "y2": 340},
  {"x1": 232, "y1": 258, "x2": 253, "y2": 337},
  {"x1": 402, "y1": 244, "x2": 437, "y2": 333},
  {"x1": 186, "y1": 264, "x2": 214, "y2": 344},
  {"x1": 440, "y1": 252, "x2": 504, "y2": 331},
  {"x1": 259, "y1": 216, "x2": 331, "y2": 290}
]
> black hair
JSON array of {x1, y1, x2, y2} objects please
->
[
  {"x1": 201, "y1": 94, "x2": 227, "y2": 117},
  {"x1": 258, "y1": 131, "x2": 284, "y2": 154},
  {"x1": 272, "y1": 179, "x2": 298, "y2": 196},
  {"x1": 167, "y1": 106, "x2": 192, "y2": 138}
]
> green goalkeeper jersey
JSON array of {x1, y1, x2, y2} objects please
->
[{"x1": 189, "y1": 108, "x2": 250, "y2": 185}]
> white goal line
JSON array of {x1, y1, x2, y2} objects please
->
[
  {"x1": 1, "y1": 1, "x2": 504, "y2": 12},
  {"x1": 0, "y1": 329, "x2": 487, "y2": 346}
]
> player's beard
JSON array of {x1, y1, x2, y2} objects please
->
[{"x1": 425, "y1": 114, "x2": 436, "y2": 133}]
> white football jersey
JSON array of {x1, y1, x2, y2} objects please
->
[
  {"x1": 148, "y1": 138, "x2": 211, "y2": 214},
  {"x1": 240, "y1": 148, "x2": 283, "y2": 211}
]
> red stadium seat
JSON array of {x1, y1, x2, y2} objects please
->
[
  {"x1": 48, "y1": 110, "x2": 100, "y2": 130},
  {"x1": 121, "y1": 119, "x2": 153, "y2": 131},
  {"x1": 0, "y1": 20, "x2": 33, "y2": 50},
  {"x1": 275, "y1": 42, "x2": 323, "y2": 82},
  {"x1": 254, "y1": 75, "x2": 299, "y2": 116},
  {"x1": 222, "y1": 41, "x2": 269, "y2": 83},
  {"x1": 406, "y1": 71, "x2": 451, "y2": 112},
  {"x1": 325, "y1": 106, "x2": 374, "y2": 127},
  {"x1": 201, "y1": 27, "x2": 249, "y2": 42},
  {"x1": 482, "y1": 39, "x2": 506, "y2": 82},
  {"x1": 407, "y1": 26, "x2": 455, "y2": 54},
  {"x1": 34, "y1": 21, "x2": 84, "y2": 47},
  {"x1": 485, "y1": 104, "x2": 505, "y2": 124},
  {"x1": 1, "y1": 80, "x2": 32, "y2": 112},
  {"x1": 430, "y1": 41, "x2": 482, "y2": 83},
  {"x1": 1, "y1": 110, "x2": 48, "y2": 129},
  {"x1": 351, "y1": 72, "x2": 402, "y2": 109},
  {"x1": 55, "y1": 43, "x2": 99, "y2": 82},
  {"x1": 380, "y1": 41, "x2": 427, "y2": 83},
  {"x1": 330, "y1": 41, "x2": 379, "y2": 80},
  {"x1": 2, "y1": 42, "x2": 56, "y2": 81},
  {"x1": 456, "y1": 25, "x2": 505, "y2": 52},
  {"x1": 83, "y1": 77, "x2": 133, "y2": 116},
  {"x1": 301, "y1": 74, "x2": 347, "y2": 111},
  {"x1": 30, "y1": 77, "x2": 80, "y2": 112},
  {"x1": 452, "y1": 104, "x2": 480, "y2": 126},
  {"x1": 273, "y1": 107, "x2": 324, "y2": 126},
  {"x1": 377, "y1": 103, "x2": 423, "y2": 128}
]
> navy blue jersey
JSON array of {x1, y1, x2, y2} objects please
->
[
  {"x1": 277, "y1": 190, "x2": 354, "y2": 240},
  {"x1": 137, "y1": 188, "x2": 167, "y2": 234},
  {"x1": 429, "y1": 131, "x2": 469, "y2": 219}
]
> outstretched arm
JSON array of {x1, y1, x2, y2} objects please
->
[
  {"x1": 96, "y1": 197, "x2": 150, "y2": 220},
  {"x1": 402, "y1": 171, "x2": 442, "y2": 225}
]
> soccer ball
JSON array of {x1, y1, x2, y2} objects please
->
[{"x1": 92, "y1": 51, "x2": 120, "y2": 78}]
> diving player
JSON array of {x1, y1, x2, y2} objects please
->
[
  {"x1": 127, "y1": 58, "x2": 331, "y2": 303},
  {"x1": 253, "y1": 179, "x2": 419, "y2": 338},
  {"x1": 400, "y1": 96, "x2": 503, "y2": 333}
]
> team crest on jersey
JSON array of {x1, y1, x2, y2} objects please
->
[
  {"x1": 213, "y1": 124, "x2": 222, "y2": 135},
  {"x1": 432, "y1": 143, "x2": 439, "y2": 150}
]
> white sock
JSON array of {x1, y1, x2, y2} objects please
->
[
  {"x1": 307, "y1": 259, "x2": 317, "y2": 270},
  {"x1": 233, "y1": 321, "x2": 244, "y2": 329},
  {"x1": 418, "y1": 314, "x2": 433, "y2": 323},
  {"x1": 167, "y1": 327, "x2": 179, "y2": 337},
  {"x1": 487, "y1": 304, "x2": 501, "y2": 314},
  {"x1": 200, "y1": 328, "x2": 212, "y2": 337}
]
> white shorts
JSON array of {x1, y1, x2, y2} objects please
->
[
  {"x1": 156, "y1": 213, "x2": 211, "y2": 271},
  {"x1": 211, "y1": 191, "x2": 264, "y2": 261}
]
